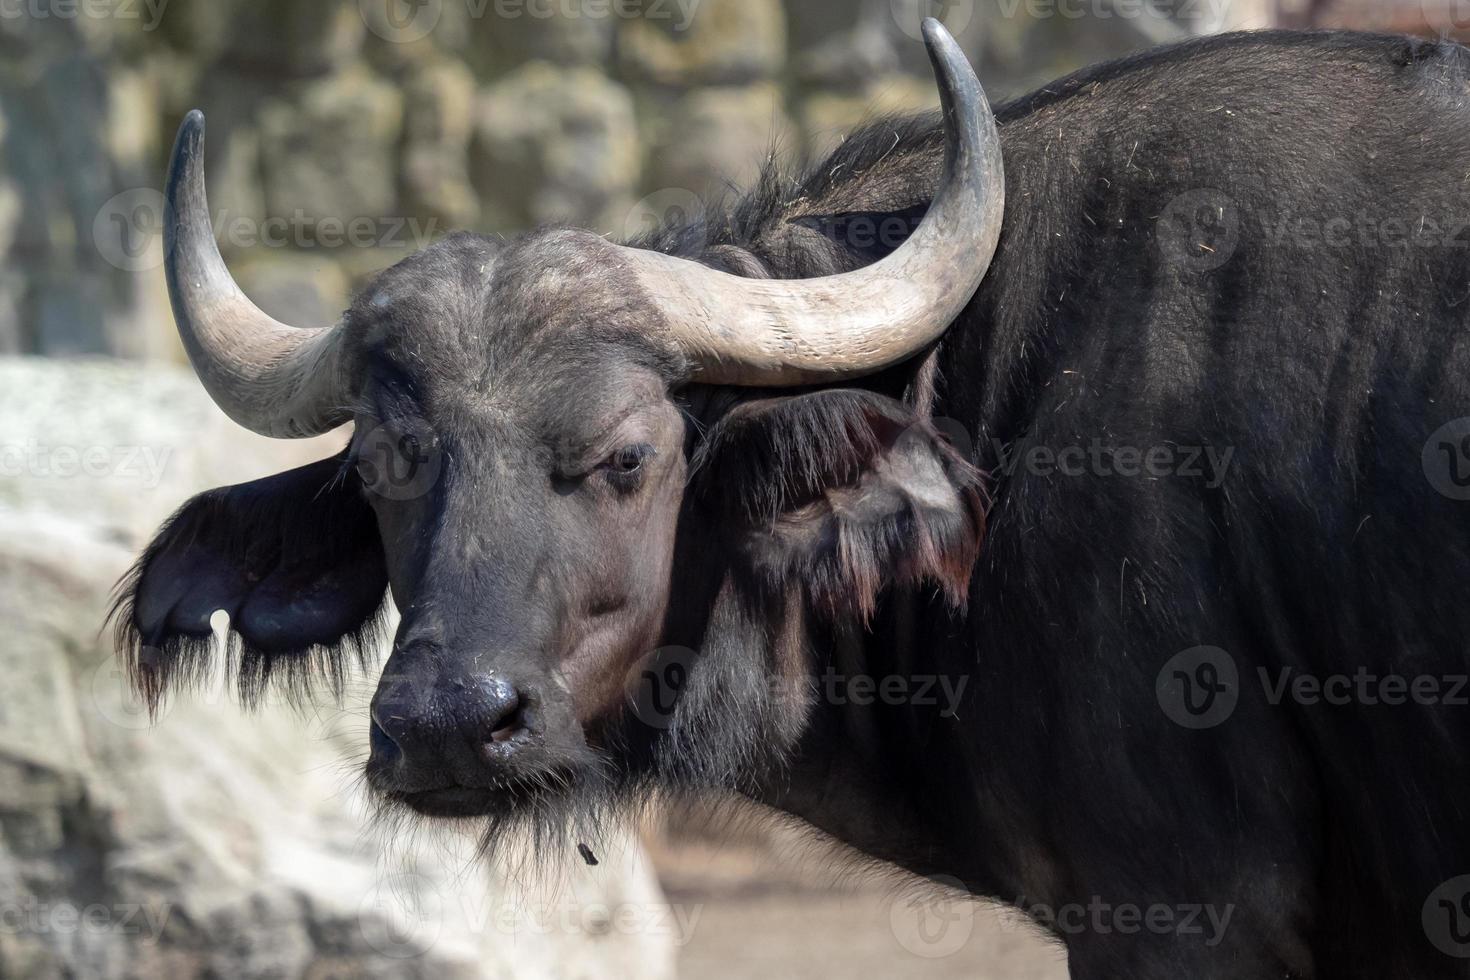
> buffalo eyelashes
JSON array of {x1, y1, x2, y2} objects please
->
[{"x1": 603, "y1": 444, "x2": 655, "y2": 490}]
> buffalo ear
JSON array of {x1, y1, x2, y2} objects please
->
[
  {"x1": 696, "y1": 389, "x2": 986, "y2": 619},
  {"x1": 110, "y1": 454, "x2": 389, "y2": 714}
]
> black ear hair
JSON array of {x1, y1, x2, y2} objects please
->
[
  {"x1": 110, "y1": 454, "x2": 389, "y2": 714},
  {"x1": 694, "y1": 389, "x2": 986, "y2": 620}
]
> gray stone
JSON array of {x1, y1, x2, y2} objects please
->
[
  {"x1": 359, "y1": 0, "x2": 478, "y2": 74},
  {"x1": 233, "y1": 252, "x2": 354, "y2": 330},
  {"x1": 471, "y1": 0, "x2": 616, "y2": 72},
  {"x1": 259, "y1": 67, "x2": 405, "y2": 231},
  {"x1": 0, "y1": 273, "x2": 23, "y2": 355},
  {"x1": 401, "y1": 59, "x2": 481, "y2": 230},
  {"x1": 618, "y1": 0, "x2": 785, "y2": 86},
  {"x1": 798, "y1": 74, "x2": 938, "y2": 161},
  {"x1": 643, "y1": 83, "x2": 796, "y2": 203},
  {"x1": 473, "y1": 62, "x2": 639, "y2": 233},
  {"x1": 159, "y1": 0, "x2": 366, "y2": 78},
  {"x1": 787, "y1": 0, "x2": 901, "y2": 89}
]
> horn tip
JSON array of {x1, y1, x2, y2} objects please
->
[
  {"x1": 920, "y1": 17, "x2": 954, "y2": 48},
  {"x1": 176, "y1": 109, "x2": 206, "y2": 151}
]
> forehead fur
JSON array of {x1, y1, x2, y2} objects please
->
[{"x1": 345, "y1": 229, "x2": 687, "y2": 403}]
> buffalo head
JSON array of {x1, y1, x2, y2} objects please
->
[{"x1": 113, "y1": 21, "x2": 1002, "y2": 832}]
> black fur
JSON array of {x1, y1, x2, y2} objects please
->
[{"x1": 110, "y1": 456, "x2": 390, "y2": 713}]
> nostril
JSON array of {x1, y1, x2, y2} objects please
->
[
  {"x1": 477, "y1": 677, "x2": 526, "y2": 749},
  {"x1": 488, "y1": 701, "x2": 524, "y2": 743},
  {"x1": 370, "y1": 719, "x2": 401, "y2": 761}
]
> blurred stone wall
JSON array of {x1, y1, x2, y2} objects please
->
[{"x1": 0, "y1": 0, "x2": 1242, "y2": 364}]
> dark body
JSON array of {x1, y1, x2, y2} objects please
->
[{"x1": 657, "y1": 31, "x2": 1470, "y2": 979}]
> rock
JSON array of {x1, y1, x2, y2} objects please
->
[
  {"x1": 792, "y1": 21, "x2": 901, "y2": 90},
  {"x1": 643, "y1": 83, "x2": 795, "y2": 203},
  {"x1": 0, "y1": 359, "x2": 341, "y2": 546},
  {"x1": 0, "y1": 358, "x2": 679, "y2": 980},
  {"x1": 619, "y1": 0, "x2": 785, "y2": 86},
  {"x1": 233, "y1": 252, "x2": 354, "y2": 330},
  {"x1": 978, "y1": 5, "x2": 1156, "y2": 94},
  {"x1": 101, "y1": 65, "x2": 162, "y2": 176},
  {"x1": 400, "y1": 59, "x2": 481, "y2": 230},
  {"x1": 798, "y1": 75, "x2": 939, "y2": 161},
  {"x1": 0, "y1": 171, "x2": 18, "y2": 264},
  {"x1": 786, "y1": 2, "x2": 905, "y2": 90},
  {"x1": 471, "y1": 0, "x2": 617, "y2": 72},
  {"x1": 359, "y1": 0, "x2": 478, "y2": 74},
  {"x1": 473, "y1": 62, "x2": 639, "y2": 233},
  {"x1": 259, "y1": 67, "x2": 405, "y2": 232},
  {"x1": 0, "y1": 273, "x2": 22, "y2": 355},
  {"x1": 160, "y1": 0, "x2": 365, "y2": 78}
]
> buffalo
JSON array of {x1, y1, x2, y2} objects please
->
[{"x1": 113, "y1": 20, "x2": 1470, "y2": 979}]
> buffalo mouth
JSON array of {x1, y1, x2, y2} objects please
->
[
  {"x1": 369, "y1": 756, "x2": 585, "y2": 820},
  {"x1": 388, "y1": 786, "x2": 505, "y2": 819}
]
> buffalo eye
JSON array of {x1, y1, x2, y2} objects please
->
[{"x1": 604, "y1": 444, "x2": 655, "y2": 490}]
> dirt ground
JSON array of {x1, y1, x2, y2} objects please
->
[{"x1": 648, "y1": 824, "x2": 1069, "y2": 980}]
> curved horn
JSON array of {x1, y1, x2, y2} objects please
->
[
  {"x1": 164, "y1": 111, "x2": 355, "y2": 438},
  {"x1": 620, "y1": 19, "x2": 1005, "y2": 386}
]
